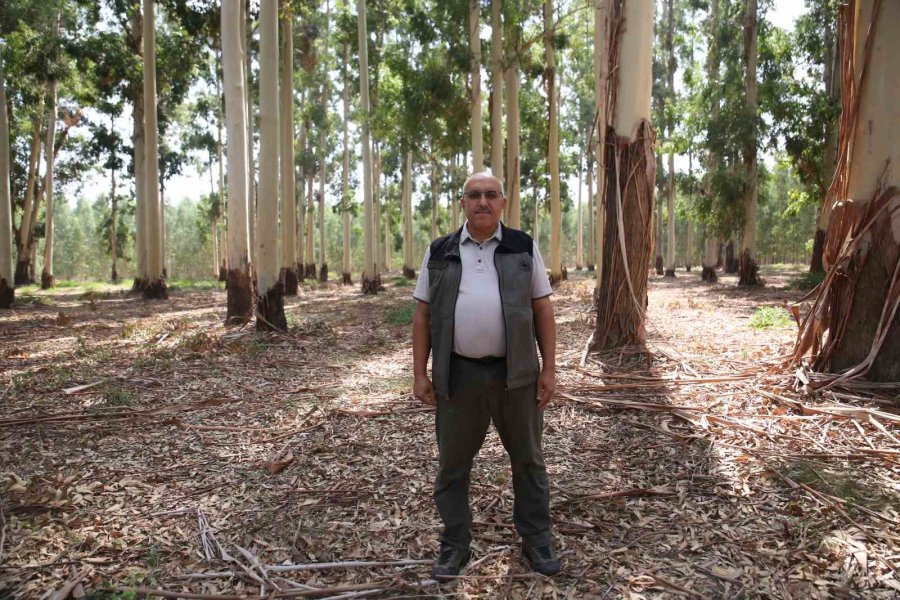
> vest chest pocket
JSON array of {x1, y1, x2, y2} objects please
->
[
  {"x1": 498, "y1": 254, "x2": 533, "y2": 307},
  {"x1": 427, "y1": 261, "x2": 455, "y2": 318}
]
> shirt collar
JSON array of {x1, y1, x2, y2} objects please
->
[{"x1": 461, "y1": 221, "x2": 503, "y2": 245}]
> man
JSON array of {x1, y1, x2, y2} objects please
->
[{"x1": 412, "y1": 172, "x2": 560, "y2": 579}]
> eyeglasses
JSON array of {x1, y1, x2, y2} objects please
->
[{"x1": 463, "y1": 190, "x2": 503, "y2": 201}]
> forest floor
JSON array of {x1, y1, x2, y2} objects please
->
[{"x1": 1, "y1": 266, "x2": 899, "y2": 599}]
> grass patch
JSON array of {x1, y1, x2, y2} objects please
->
[
  {"x1": 389, "y1": 276, "x2": 412, "y2": 287},
  {"x1": 788, "y1": 270, "x2": 825, "y2": 291},
  {"x1": 783, "y1": 462, "x2": 898, "y2": 512},
  {"x1": 749, "y1": 306, "x2": 792, "y2": 329},
  {"x1": 385, "y1": 302, "x2": 415, "y2": 325},
  {"x1": 16, "y1": 292, "x2": 55, "y2": 307}
]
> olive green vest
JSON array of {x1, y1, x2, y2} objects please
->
[{"x1": 427, "y1": 225, "x2": 540, "y2": 398}]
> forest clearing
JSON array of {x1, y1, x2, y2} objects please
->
[
  {"x1": 1, "y1": 267, "x2": 898, "y2": 598},
  {"x1": 2, "y1": 0, "x2": 900, "y2": 597}
]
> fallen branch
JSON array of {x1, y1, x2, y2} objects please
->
[
  {"x1": 266, "y1": 558, "x2": 432, "y2": 573},
  {"x1": 557, "y1": 485, "x2": 677, "y2": 506}
]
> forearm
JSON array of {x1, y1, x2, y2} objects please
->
[
  {"x1": 412, "y1": 302, "x2": 432, "y2": 377},
  {"x1": 533, "y1": 299, "x2": 556, "y2": 371}
]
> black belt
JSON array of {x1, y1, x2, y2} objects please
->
[{"x1": 451, "y1": 352, "x2": 506, "y2": 365}]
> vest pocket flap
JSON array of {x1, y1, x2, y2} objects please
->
[{"x1": 427, "y1": 261, "x2": 448, "y2": 270}]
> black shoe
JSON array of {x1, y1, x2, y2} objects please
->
[
  {"x1": 431, "y1": 545, "x2": 471, "y2": 580},
  {"x1": 523, "y1": 543, "x2": 561, "y2": 576}
]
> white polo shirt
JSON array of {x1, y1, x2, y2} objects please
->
[{"x1": 413, "y1": 222, "x2": 553, "y2": 359}]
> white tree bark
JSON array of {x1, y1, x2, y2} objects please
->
[
  {"x1": 664, "y1": 0, "x2": 677, "y2": 277},
  {"x1": 142, "y1": 0, "x2": 166, "y2": 295},
  {"x1": 545, "y1": 0, "x2": 562, "y2": 283},
  {"x1": 402, "y1": 150, "x2": 414, "y2": 276},
  {"x1": 594, "y1": 0, "x2": 610, "y2": 285},
  {"x1": 40, "y1": 77, "x2": 59, "y2": 289},
  {"x1": 222, "y1": 0, "x2": 253, "y2": 323},
  {"x1": 280, "y1": 5, "x2": 296, "y2": 292},
  {"x1": 341, "y1": 43, "x2": 352, "y2": 283},
  {"x1": 318, "y1": 127, "x2": 327, "y2": 279},
  {"x1": 739, "y1": 0, "x2": 759, "y2": 285},
  {"x1": 505, "y1": 49, "x2": 521, "y2": 228},
  {"x1": 469, "y1": 0, "x2": 484, "y2": 172},
  {"x1": 257, "y1": 0, "x2": 281, "y2": 293},
  {"x1": 357, "y1": 0, "x2": 378, "y2": 292},
  {"x1": 490, "y1": 0, "x2": 503, "y2": 178}
]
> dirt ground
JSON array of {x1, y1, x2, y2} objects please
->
[{"x1": 1, "y1": 266, "x2": 898, "y2": 599}]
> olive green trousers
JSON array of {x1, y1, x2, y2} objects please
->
[{"x1": 434, "y1": 353, "x2": 552, "y2": 550}]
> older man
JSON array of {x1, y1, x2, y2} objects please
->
[{"x1": 412, "y1": 172, "x2": 560, "y2": 578}]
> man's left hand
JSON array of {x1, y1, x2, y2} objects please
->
[{"x1": 537, "y1": 368, "x2": 555, "y2": 411}]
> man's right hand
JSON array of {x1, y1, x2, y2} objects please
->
[{"x1": 414, "y1": 374, "x2": 436, "y2": 406}]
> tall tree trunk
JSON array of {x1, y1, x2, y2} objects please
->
[
  {"x1": 702, "y1": 0, "x2": 720, "y2": 282},
  {"x1": 305, "y1": 156, "x2": 315, "y2": 278},
  {"x1": 131, "y1": 41, "x2": 148, "y2": 292},
  {"x1": 587, "y1": 146, "x2": 595, "y2": 271},
  {"x1": 701, "y1": 236, "x2": 717, "y2": 281},
  {"x1": 738, "y1": 0, "x2": 760, "y2": 286},
  {"x1": 576, "y1": 150, "x2": 584, "y2": 270},
  {"x1": 490, "y1": 0, "x2": 503, "y2": 178},
  {"x1": 318, "y1": 133, "x2": 328, "y2": 283},
  {"x1": 0, "y1": 47, "x2": 13, "y2": 308},
  {"x1": 431, "y1": 158, "x2": 439, "y2": 240},
  {"x1": 111, "y1": 162, "x2": 119, "y2": 282},
  {"x1": 452, "y1": 154, "x2": 461, "y2": 230},
  {"x1": 810, "y1": 13, "x2": 841, "y2": 274},
  {"x1": 14, "y1": 107, "x2": 42, "y2": 285},
  {"x1": 341, "y1": 43, "x2": 352, "y2": 284},
  {"x1": 505, "y1": 31, "x2": 521, "y2": 229},
  {"x1": 297, "y1": 114, "x2": 307, "y2": 279},
  {"x1": 357, "y1": 0, "x2": 378, "y2": 293},
  {"x1": 591, "y1": 0, "x2": 655, "y2": 351},
  {"x1": 280, "y1": 4, "x2": 298, "y2": 295},
  {"x1": 256, "y1": 0, "x2": 286, "y2": 330},
  {"x1": 545, "y1": 0, "x2": 564, "y2": 284},
  {"x1": 532, "y1": 194, "x2": 539, "y2": 242},
  {"x1": 594, "y1": 0, "x2": 610, "y2": 286},
  {"x1": 373, "y1": 146, "x2": 383, "y2": 274},
  {"x1": 654, "y1": 172, "x2": 663, "y2": 275},
  {"x1": 685, "y1": 218, "x2": 693, "y2": 272},
  {"x1": 244, "y1": 0, "x2": 258, "y2": 271},
  {"x1": 222, "y1": 0, "x2": 253, "y2": 325},
  {"x1": 663, "y1": 0, "x2": 676, "y2": 278},
  {"x1": 402, "y1": 150, "x2": 415, "y2": 278},
  {"x1": 40, "y1": 76, "x2": 59, "y2": 289},
  {"x1": 469, "y1": 0, "x2": 483, "y2": 172},
  {"x1": 142, "y1": 0, "x2": 167, "y2": 298},
  {"x1": 217, "y1": 53, "x2": 228, "y2": 281},
  {"x1": 794, "y1": 0, "x2": 900, "y2": 384}
]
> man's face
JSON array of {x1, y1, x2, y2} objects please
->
[{"x1": 460, "y1": 175, "x2": 506, "y2": 233}]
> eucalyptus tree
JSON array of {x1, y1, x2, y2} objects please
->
[
  {"x1": 357, "y1": 0, "x2": 379, "y2": 293},
  {"x1": 280, "y1": 0, "x2": 298, "y2": 295},
  {"x1": 591, "y1": 0, "x2": 655, "y2": 351},
  {"x1": 663, "y1": 0, "x2": 677, "y2": 277},
  {"x1": 544, "y1": 0, "x2": 564, "y2": 284},
  {"x1": 489, "y1": 0, "x2": 503, "y2": 179},
  {"x1": 0, "y1": 43, "x2": 13, "y2": 308},
  {"x1": 140, "y1": 0, "x2": 167, "y2": 298},
  {"x1": 256, "y1": 0, "x2": 287, "y2": 330},
  {"x1": 737, "y1": 0, "x2": 760, "y2": 286},
  {"x1": 468, "y1": 0, "x2": 484, "y2": 172},
  {"x1": 222, "y1": 0, "x2": 253, "y2": 324},
  {"x1": 504, "y1": 0, "x2": 522, "y2": 228},
  {"x1": 39, "y1": 12, "x2": 61, "y2": 290},
  {"x1": 793, "y1": 0, "x2": 900, "y2": 382}
]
